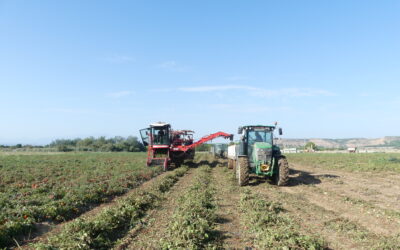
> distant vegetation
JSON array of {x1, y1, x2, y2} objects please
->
[
  {"x1": 0, "y1": 136, "x2": 146, "y2": 152},
  {"x1": 49, "y1": 136, "x2": 145, "y2": 152}
]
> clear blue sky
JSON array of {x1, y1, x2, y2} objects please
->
[{"x1": 1, "y1": 0, "x2": 399, "y2": 144}]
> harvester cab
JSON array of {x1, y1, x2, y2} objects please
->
[
  {"x1": 140, "y1": 122, "x2": 171, "y2": 168},
  {"x1": 140, "y1": 122, "x2": 171, "y2": 146},
  {"x1": 228, "y1": 125, "x2": 289, "y2": 186}
]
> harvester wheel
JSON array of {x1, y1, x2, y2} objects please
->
[
  {"x1": 237, "y1": 157, "x2": 249, "y2": 186},
  {"x1": 274, "y1": 156, "x2": 289, "y2": 186}
]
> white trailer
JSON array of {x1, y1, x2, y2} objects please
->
[{"x1": 227, "y1": 144, "x2": 238, "y2": 169}]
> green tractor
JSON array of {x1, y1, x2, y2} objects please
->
[{"x1": 227, "y1": 125, "x2": 289, "y2": 186}]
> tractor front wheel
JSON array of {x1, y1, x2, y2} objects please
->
[
  {"x1": 274, "y1": 157, "x2": 289, "y2": 186},
  {"x1": 237, "y1": 157, "x2": 249, "y2": 186}
]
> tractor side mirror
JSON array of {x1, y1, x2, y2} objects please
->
[
  {"x1": 278, "y1": 128, "x2": 283, "y2": 135},
  {"x1": 238, "y1": 126, "x2": 243, "y2": 134}
]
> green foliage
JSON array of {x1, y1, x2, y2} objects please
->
[
  {"x1": 0, "y1": 152, "x2": 162, "y2": 248},
  {"x1": 196, "y1": 143, "x2": 212, "y2": 152},
  {"x1": 161, "y1": 166, "x2": 218, "y2": 249},
  {"x1": 304, "y1": 142, "x2": 317, "y2": 150},
  {"x1": 239, "y1": 189, "x2": 326, "y2": 249},
  {"x1": 49, "y1": 136, "x2": 145, "y2": 152},
  {"x1": 287, "y1": 153, "x2": 400, "y2": 172}
]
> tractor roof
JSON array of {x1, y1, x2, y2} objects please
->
[
  {"x1": 150, "y1": 122, "x2": 170, "y2": 128},
  {"x1": 242, "y1": 125, "x2": 276, "y2": 129}
]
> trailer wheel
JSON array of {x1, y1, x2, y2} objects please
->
[
  {"x1": 273, "y1": 156, "x2": 289, "y2": 186},
  {"x1": 228, "y1": 159, "x2": 233, "y2": 169},
  {"x1": 237, "y1": 157, "x2": 249, "y2": 186},
  {"x1": 233, "y1": 160, "x2": 237, "y2": 178}
]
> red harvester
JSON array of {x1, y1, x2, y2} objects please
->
[{"x1": 139, "y1": 122, "x2": 233, "y2": 170}]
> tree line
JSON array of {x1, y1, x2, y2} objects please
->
[{"x1": 49, "y1": 136, "x2": 145, "y2": 152}]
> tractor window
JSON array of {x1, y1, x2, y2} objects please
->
[
  {"x1": 248, "y1": 130, "x2": 272, "y2": 145},
  {"x1": 153, "y1": 127, "x2": 169, "y2": 145}
]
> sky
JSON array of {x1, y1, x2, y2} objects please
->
[{"x1": 0, "y1": 0, "x2": 400, "y2": 145}]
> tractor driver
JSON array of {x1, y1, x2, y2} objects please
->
[{"x1": 157, "y1": 129, "x2": 165, "y2": 144}]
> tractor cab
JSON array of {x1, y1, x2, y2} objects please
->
[
  {"x1": 238, "y1": 125, "x2": 282, "y2": 174},
  {"x1": 140, "y1": 122, "x2": 171, "y2": 146}
]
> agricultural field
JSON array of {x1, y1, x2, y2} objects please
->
[
  {"x1": 1, "y1": 152, "x2": 400, "y2": 249},
  {"x1": 0, "y1": 152, "x2": 162, "y2": 247}
]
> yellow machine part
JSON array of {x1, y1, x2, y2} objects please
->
[{"x1": 260, "y1": 164, "x2": 270, "y2": 172}]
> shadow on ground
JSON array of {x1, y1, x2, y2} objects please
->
[{"x1": 287, "y1": 169, "x2": 340, "y2": 186}]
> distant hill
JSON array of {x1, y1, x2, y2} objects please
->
[{"x1": 279, "y1": 136, "x2": 400, "y2": 149}]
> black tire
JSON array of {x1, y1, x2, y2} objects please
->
[
  {"x1": 237, "y1": 157, "x2": 249, "y2": 186},
  {"x1": 273, "y1": 156, "x2": 289, "y2": 186},
  {"x1": 175, "y1": 160, "x2": 182, "y2": 168}
]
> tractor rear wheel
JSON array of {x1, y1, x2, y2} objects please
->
[
  {"x1": 274, "y1": 156, "x2": 289, "y2": 186},
  {"x1": 237, "y1": 157, "x2": 249, "y2": 186}
]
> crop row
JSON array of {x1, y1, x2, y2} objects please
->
[
  {"x1": 161, "y1": 166, "x2": 218, "y2": 249},
  {"x1": 239, "y1": 189, "x2": 326, "y2": 249},
  {"x1": 286, "y1": 153, "x2": 400, "y2": 172},
  {"x1": 32, "y1": 166, "x2": 189, "y2": 249},
  {"x1": 0, "y1": 153, "x2": 162, "y2": 248}
]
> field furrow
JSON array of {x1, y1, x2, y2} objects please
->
[
  {"x1": 114, "y1": 166, "x2": 197, "y2": 249},
  {"x1": 212, "y1": 162, "x2": 250, "y2": 249}
]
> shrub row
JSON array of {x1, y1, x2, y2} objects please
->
[
  {"x1": 161, "y1": 166, "x2": 218, "y2": 249},
  {"x1": 239, "y1": 189, "x2": 326, "y2": 249},
  {"x1": 32, "y1": 166, "x2": 188, "y2": 249}
]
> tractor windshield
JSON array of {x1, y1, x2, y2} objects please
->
[
  {"x1": 247, "y1": 130, "x2": 273, "y2": 145},
  {"x1": 152, "y1": 127, "x2": 170, "y2": 145}
]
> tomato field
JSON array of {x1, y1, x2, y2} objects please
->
[
  {"x1": 1, "y1": 152, "x2": 400, "y2": 249},
  {"x1": 0, "y1": 152, "x2": 161, "y2": 246}
]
